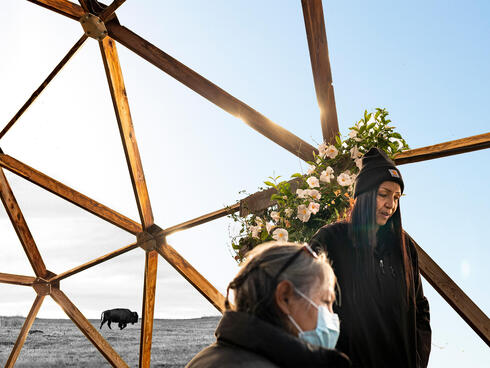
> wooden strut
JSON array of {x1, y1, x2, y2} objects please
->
[
  {"x1": 105, "y1": 22, "x2": 317, "y2": 162},
  {"x1": 415, "y1": 244, "x2": 490, "y2": 346},
  {"x1": 26, "y1": 0, "x2": 85, "y2": 21},
  {"x1": 301, "y1": 0, "x2": 339, "y2": 144},
  {"x1": 49, "y1": 241, "x2": 139, "y2": 283},
  {"x1": 5, "y1": 295, "x2": 45, "y2": 368},
  {"x1": 0, "y1": 153, "x2": 142, "y2": 235},
  {"x1": 50, "y1": 287, "x2": 129, "y2": 367},
  {"x1": 99, "y1": 36, "x2": 157, "y2": 368},
  {"x1": 0, "y1": 34, "x2": 88, "y2": 140},
  {"x1": 0, "y1": 168, "x2": 48, "y2": 278},
  {"x1": 0, "y1": 272, "x2": 36, "y2": 286},
  {"x1": 161, "y1": 130, "x2": 490, "y2": 232},
  {"x1": 394, "y1": 132, "x2": 490, "y2": 164}
]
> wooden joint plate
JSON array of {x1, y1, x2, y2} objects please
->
[
  {"x1": 80, "y1": 13, "x2": 108, "y2": 40},
  {"x1": 137, "y1": 224, "x2": 165, "y2": 252},
  {"x1": 32, "y1": 270, "x2": 59, "y2": 296}
]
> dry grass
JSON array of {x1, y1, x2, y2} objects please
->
[{"x1": 0, "y1": 316, "x2": 219, "y2": 367}]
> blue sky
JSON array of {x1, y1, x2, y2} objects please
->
[{"x1": 0, "y1": 1, "x2": 488, "y2": 366}]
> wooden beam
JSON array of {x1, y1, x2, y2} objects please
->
[
  {"x1": 26, "y1": 0, "x2": 85, "y2": 21},
  {"x1": 105, "y1": 22, "x2": 317, "y2": 162},
  {"x1": 49, "y1": 242, "x2": 139, "y2": 283},
  {"x1": 0, "y1": 168, "x2": 48, "y2": 278},
  {"x1": 50, "y1": 288, "x2": 129, "y2": 367},
  {"x1": 99, "y1": 36, "x2": 159, "y2": 364},
  {"x1": 238, "y1": 134, "x2": 490, "y2": 215},
  {"x1": 415, "y1": 244, "x2": 490, "y2": 346},
  {"x1": 301, "y1": 0, "x2": 339, "y2": 144},
  {"x1": 0, "y1": 153, "x2": 142, "y2": 234},
  {"x1": 0, "y1": 272, "x2": 36, "y2": 286},
  {"x1": 100, "y1": 0, "x2": 126, "y2": 21},
  {"x1": 78, "y1": 0, "x2": 89, "y2": 12},
  {"x1": 156, "y1": 241, "x2": 226, "y2": 312},
  {"x1": 394, "y1": 132, "x2": 490, "y2": 165},
  {"x1": 0, "y1": 35, "x2": 88, "y2": 140},
  {"x1": 162, "y1": 203, "x2": 240, "y2": 236},
  {"x1": 139, "y1": 250, "x2": 158, "y2": 368},
  {"x1": 99, "y1": 36, "x2": 154, "y2": 229},
  {"x1": 5, "y1": 295, "x2": 45, "y2": 368}
]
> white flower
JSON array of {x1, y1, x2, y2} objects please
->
[
  {"x1": 272, "y1": 228, "x2": 288, "y2": 242},
  {"x1": 270, "y1": 211, "x2": 281, "y2": 222},
  {"x1": 306, "y1": 176, "x2": 320, "y2": 188},
  {"x1": 348, "y1": 129, "x2": 357, "y2": 139},
  {"x1": 337, "y1": 172, "x2": 353, "y2": 186},
  {"x1": 350, "y1": 146, "x2": 362, "y2": 160},
  {"x1": 307, "y1": 189, "x2": 321, "y2": 201},
  {"x1": 297, "y1": 204, "x2": 311, "y2": 223},
  {"x1": 296, "y1": 188, "x2": 307, "y2": 198},
  {"x1": 251, "y1": 225, "x2": 261, "y2": 239},
  {"x1": 320, "y1": 166, "x2": 334, "y2": 183},
  {"x1": 318, "y1": 142, "x2": 328, "y2": 158},
  {"x1": 266, "y1": 222, "x2": 275, "y2": 234},
  {"x1": 308, "y1": 202, "x2": 320, "y2": 215},
  {"x1": 285, "y1": 208, "x2": 293, "y2": 218},
  {"x1": 355, "y1": 158, "x2": 363, "y2": 169},
  {"x1": 307, "y1": 165, "x2": 316, "y2": 175},
  {"x1": 325, "y1": 145, "x2": 338, "y2": 159},
  {"x1": 255, "y1": 217, "x2": 264, "y2": 227}
]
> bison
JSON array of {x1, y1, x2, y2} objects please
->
[{"x1": 100, "y1": 308, "x2": 138, "y2": 330}]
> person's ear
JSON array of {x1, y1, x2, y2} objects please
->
[{"x1": 275, "y1": 280, "x2": 296, "y2": 315}]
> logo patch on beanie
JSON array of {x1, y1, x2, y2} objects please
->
[{"x1": 389, "y1": 169, "x2": 400, "y2": 178}]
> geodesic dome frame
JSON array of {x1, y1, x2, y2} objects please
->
[{"x1": 1, "y1": 0, "x2": 489, "y2": 367}]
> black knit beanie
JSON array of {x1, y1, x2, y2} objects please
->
[{"x1": 354, "y1": 147, "x2": 404, "y2": 198}]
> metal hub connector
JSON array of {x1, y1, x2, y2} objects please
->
[{"x1": 79, "y1": 13, "x2": 108, "y2": 41}]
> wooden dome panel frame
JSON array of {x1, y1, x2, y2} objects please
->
[{"x1": 1, "y1": 1, "x2": 489, "y2": 367}]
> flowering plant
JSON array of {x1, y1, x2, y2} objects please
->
[{"x1": 230, "y1": 109, "x2": 409, "y2": 262}]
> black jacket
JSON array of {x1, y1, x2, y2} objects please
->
[
  {"x1": 186, "y1": 311, "x2": 351, "y2": 368},
  {"x1": 310, "y1": 221, "x2": 431, "y2": 368}
]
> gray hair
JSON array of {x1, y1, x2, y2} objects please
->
[{"x1": 225, "y1": 241, "x2": 334, "y2": 329}]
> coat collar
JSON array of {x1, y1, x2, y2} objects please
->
[{"x1": 216, "y1": 311, "x2": 348, "y2": 368}]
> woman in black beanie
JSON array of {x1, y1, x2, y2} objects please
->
[{"x1": 309, "y1": 147, "x2": 432, "y2": 368}]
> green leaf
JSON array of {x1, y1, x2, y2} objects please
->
[
  {"x1": 291, "y1": 173, "x2": 303, "y2": 178},
  {"x1": 260, "y1": 229, "x2": 269, "y2": 241},
  {"x1": 271, "y1": 194, "x2": 284, "y2": 201},
  {"x1": 264, "y1": 181, "x2": 276, "y2": 188}
]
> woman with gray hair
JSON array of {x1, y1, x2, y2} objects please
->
[{"x1": 186, "y1": 242, "x2": 351, "y2": 368}]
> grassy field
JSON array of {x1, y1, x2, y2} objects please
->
[{"x1": 0, "y1": 316, "x2": 219, "y2": 367}]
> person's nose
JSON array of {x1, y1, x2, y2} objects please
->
[{"x1": 384, "y1": 197, "x2": 395, "y2": 210}]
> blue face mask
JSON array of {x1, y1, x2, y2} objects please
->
[{"x1": 287, "y1": 288, "x2": 340, "y2": 349}]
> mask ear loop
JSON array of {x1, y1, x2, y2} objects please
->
[
  {"x1": 287, "y1": 314, "x2": 304, "y2": 334},
  {"x1": 294, "y1": 288, "x2": 319, "y2": 309}
]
